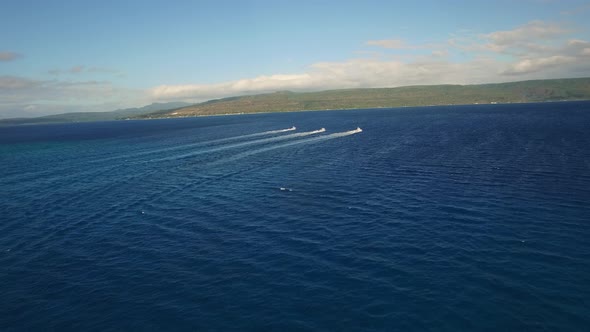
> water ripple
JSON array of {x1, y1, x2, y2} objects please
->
[{"x1": 2, "y1": 103, "x2": 590, "y2": 331}]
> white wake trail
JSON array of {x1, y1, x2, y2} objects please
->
[
  {"x1": 99, "y1": 126, "x2": 298, "y2": 164},
  {"x1": 264, "y1": 126, "x2": 296, "y2": 134},
  {"x1": 150, "y1": 128, "x2": 325, "y2": 163},
  {"x1": 208, "y1": 128, "x2": 362, "y2": 166}
]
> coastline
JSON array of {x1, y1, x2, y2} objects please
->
[{"x1": 136, "y1": 98, "x2": 590, "y2": 121}]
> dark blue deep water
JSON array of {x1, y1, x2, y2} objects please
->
[{"x1": 1, "y1": 102, "x2": 590, "y2": 331}]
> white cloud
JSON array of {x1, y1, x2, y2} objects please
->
[
  {"x1": 48, "y1": 65, "x2": 123, "y2": 76},
  {"x1": 47, "y1": 65, "x2": 124, "y2": 77},
  {"x1": 483, "y1": 20, "x2": 569, "y2": 50},
  {"x1": 366, "y1": 39, "x2": 415, "y2": 49},
  {"x1": 444, "y1": 20, "x2": 590, "y2": 77},
  {"x1": 0, "y1": 75, "x2": 145, "y2": 118},
  {"x1": 70, "y1": 65, "x2": 84, "y2": 73},
  {"x1": 151, "y1": 73, "x2": 316, "y2": 100},
  {"x1": 450, "y1": 21, "x2": 571, "y2": 55},
  {"x1": 149, "y1": 56, "x2": 509, "y2": 101},
  {"x1": 0, "y1": 51, "x2": 22, "y2": 62},
  {"x1": 0, "y1": 76, "x2": 38, "y2": 89},
  {"x1": 565, "y1": 39, "x2": 590, "y2": 54},
  {"x1": 502, "y1": 55, "x2": 576, "y2": 75},
  {"x1": 149, "y1": 21, "x2": 590, "y2": 101},
  {"x1": 561, "y1": 3, "x2": 590, "y2": 15},
  {"x1": 431, "y1": 50, "x2": 449, "y2": 57}
]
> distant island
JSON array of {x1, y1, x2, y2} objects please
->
[
  {"x1": 0, "y1": 102, "x2": 191, "y2": 126},
  {"x1": 2, "y1": 77, "x2": 590, "y2": 126},
  {"x1": 141, "y1": 77, "x2": 590, "y2": 119}
]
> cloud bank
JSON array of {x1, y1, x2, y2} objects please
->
[
  {"x1": 0, "y1": 76, "x2": 144, "y2": 118},
  {"x1": 150, "y1": 21, "x2": 590, "y2": 102}
]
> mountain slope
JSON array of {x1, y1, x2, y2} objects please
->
[{"x1": 142, "y1": 77, "x2": 590, "y2": 118}]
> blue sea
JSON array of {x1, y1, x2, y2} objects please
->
[{"x1": 1, "y1": 102, "x2": 590, "y2": 331}]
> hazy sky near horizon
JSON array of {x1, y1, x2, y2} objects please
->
[{"x1": 1, "y1": 0, "x2": 590, "y2": 117}]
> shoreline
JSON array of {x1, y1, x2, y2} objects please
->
[
  {"x1": 136, "y1": 98, "x2": 590, "y2": 121},
  {"x1": 2, "y1": 99, "x2": 590, "y2": 127}
]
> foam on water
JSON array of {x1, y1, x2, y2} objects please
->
[
  {"x1": 91, "y1": 126, "x2": 299, "y2": 164},
  {"x1": 150, "y1": 127, "x2": 326, "y2": 163},
  {"x1": 208, "y1": 127, "x2": 362, "y2": 166},
  {"x1": 266, "y1": 126, "x2": 296, "y2": 134}
]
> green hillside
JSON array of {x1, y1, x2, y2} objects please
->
[{"x1": 141, "y1": 77, "x2": 590, "y2": 118}]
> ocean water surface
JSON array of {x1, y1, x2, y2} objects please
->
[{"x1": 1, "y1": 102, "x2": 590, "y2": 331}]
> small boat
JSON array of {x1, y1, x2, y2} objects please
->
[{"x1": 353, "y1": 127, "x2": 363, "y2": 133}]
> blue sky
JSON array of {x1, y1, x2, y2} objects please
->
[{"x1": 1, "y1": 0, "x2": 590, "y2": 117}]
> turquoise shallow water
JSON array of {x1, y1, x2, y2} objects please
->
[{"x1": 1, "y1": 102, "x2": 590, "y2": 331}]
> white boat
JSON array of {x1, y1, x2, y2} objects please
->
[{"x1": 353, "y1": 127, "x2": 362, "y2": 133}]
